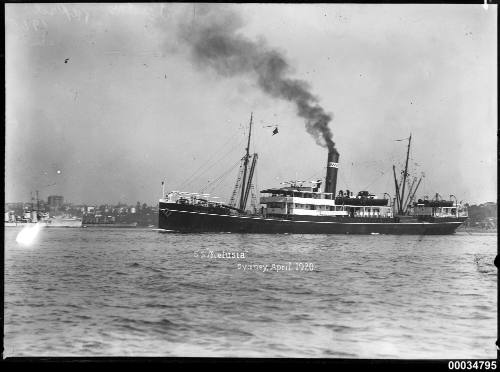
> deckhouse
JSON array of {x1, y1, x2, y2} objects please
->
[{"x1": 260, "y1": 183, "x2": 393, "y2": 218}]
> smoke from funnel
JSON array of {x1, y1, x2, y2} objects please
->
[{"x1": 178, "y1": 5, "x2": 337, "y2": 153}]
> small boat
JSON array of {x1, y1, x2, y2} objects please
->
[
  {"x1": 45, "y1": 216, "x2": 83, "y2": 228},
  {"x1": 82, "y1": 222, "x2": 138, "y2": 228}
]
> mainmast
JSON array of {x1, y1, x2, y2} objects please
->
[
  {"x1": 238, "y1": 113, "x2": 253, "y2": 211},
  {"x1": 399, "y1": 134, "x2": 411, "y2": 214},
  {"x1": 242, "y1": 153, "x2": 258, "y2": 211},
  {"x1": 393, "y1": 134, "x2": 412, "y2": 215}
]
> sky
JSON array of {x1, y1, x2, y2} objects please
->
[{"x1": 5, "y1": 3, "x2": 497, "y2": 206}]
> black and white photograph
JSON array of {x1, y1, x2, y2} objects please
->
[{"x1": 4, "y1": 2, "x2": 497, "y2": 360}]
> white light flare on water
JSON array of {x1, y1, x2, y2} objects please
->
[{"x1": 15, "y1": 223, "x2": 43, "y2": 246}]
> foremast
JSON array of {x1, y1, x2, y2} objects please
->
[
  {"x1": 239, "y1": 113, "x2": 252, "y2": 210},
  {"x1": 229, "y1": 113, "x2": 258, "y2": 212}
]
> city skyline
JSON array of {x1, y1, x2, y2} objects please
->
[
  {"x1": 4, "y1": 196, "x2": 158, "y2": 208},
  {"x1": 5, "y1": 4, "x2": 497, "y2": 205}
]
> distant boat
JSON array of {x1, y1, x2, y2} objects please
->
[
  {"x1": 5, "y1": 209, "x2": 49, "y2": 227},
  {"x1": 5, "y1": 191, "x2": 82, "y2": 228},
  {"x1": 82, "y1": 222, "x2": 138, "y2": 228},
  {"x1": 4, "y1": 221, "x2": 49, "y2": 227},
  {"x1": 46, "y1": 216, "x2": 83, "y2": 228},
  {"x1": 5, "y1": 217, "x2": 82, "y2": 228}
]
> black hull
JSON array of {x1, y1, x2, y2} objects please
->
[{"x1": 159, "y1": 203, "x2": 466, "y2": 235}]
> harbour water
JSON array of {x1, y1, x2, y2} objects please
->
[{"x1": 4, "y1": 227, "x2": 496, "y2": 358}]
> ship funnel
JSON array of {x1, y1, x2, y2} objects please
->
[{"x1": 324, "y1": 151, "x2": 339, "y2": 198}]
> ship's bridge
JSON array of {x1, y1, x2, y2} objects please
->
[{"x1": 260, "y1": 187, "x2": 335, "y2": 200}]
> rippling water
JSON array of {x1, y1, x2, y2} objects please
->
[{"x1": 4, "y1": 227, "x2": 496, "y2": 358}]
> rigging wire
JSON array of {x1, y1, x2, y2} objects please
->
[
  {"x1": 190, "y1": 138, "x2": 245, "y2": 189},
  {"x1": 362, "y1": 170, "x2": 386, "y2": 191},
  {"x1": 177, "y1": 125, "x2": 243, "y2": 190},
  {"x1": 177, "y1": 132, "x2": 241, "y2": 190},
  {"x1": 252, "y1": 163, "x2": 259, "y2": 206},
  {"x1": 304, "y1": 167, "x2": 324, "y2": 183},
  {"x1": 202, "y1": 161, "x2": 241, "y2": 196},
  {"x1": 228, "y1": 160, "x2": 245, "y2": 207},
  {"x1": 200, "y1": 158, "x2": 242, "y2": 195},
  {"x1": 339, "y1": 166, "x2": 351, "y2": 191},
  {"x1": 179, "y1": 135, "x2": 246, "y2": 191}
]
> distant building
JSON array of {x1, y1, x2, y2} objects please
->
[
  {"x1": 48, "y1": 195, "x2": 64, "y2": 208},
  {"x1": 47, "y1": 195, "x2": 64, "y2": 215}
]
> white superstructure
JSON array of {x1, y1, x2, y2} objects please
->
[{"x1": 259, "y1": 183, "x2": 393, "y2": 218}]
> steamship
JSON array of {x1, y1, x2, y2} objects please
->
[{"x1": 158, "y1": 115, "x2": 468, "y2": 234}]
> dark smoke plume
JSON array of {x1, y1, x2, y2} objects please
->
[{"x1": 178, "y1": 5, "x2": 337, "y2": 153}]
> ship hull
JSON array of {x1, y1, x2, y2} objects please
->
[
  {"x1": 158, "y1": 203, "x2": 466, "y2": 235},
  {"x1": 46, "y1": 218, "x2": 82, "y2": 227}
]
